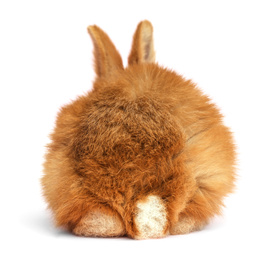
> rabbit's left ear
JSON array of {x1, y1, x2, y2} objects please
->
[
  {"x1": 87, "y1": 25, "x2": 124, "y2": 78},
  {"x1": 128, "y1": 20, "x2": 155, "y2": 65}
]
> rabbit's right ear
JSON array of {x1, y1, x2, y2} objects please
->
[
  {"x1": 87, "y1": 25, "x2": 124, "y2": 78},
  {"x1": 128, "y1": 20, "x2": 155, "y2": 65}
]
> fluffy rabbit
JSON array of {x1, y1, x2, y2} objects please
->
[{"x1": 41, "y1": 20, "x2": 236, "y2": 239}]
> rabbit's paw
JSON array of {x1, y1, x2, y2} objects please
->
[
  {"x1": 134, "y1": 195, "x2": 168, "y2": 239},
  {"x1": 73, "y1": 208, "x2": 125, "y2": 237},
  {"x1": 170, "y1": 216, "x2": 206, "y2": 235}
]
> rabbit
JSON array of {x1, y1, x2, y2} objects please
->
[{"x1": 41, "y1": 20, "x2": 236, "y2": 239}]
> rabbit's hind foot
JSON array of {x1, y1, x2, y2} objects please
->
[{"x1": 73, "y1": 208, "x2": 125, "y2": 238}]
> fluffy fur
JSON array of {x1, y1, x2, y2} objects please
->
[{"x1": 41, "y1": 20, "x2": 236, "y2": 239}]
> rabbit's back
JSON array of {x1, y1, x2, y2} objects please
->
[
  {"x1": 47, "y1": 62, "x2": 234, "y2": 202},
  {"x1": 71, "y1": 66, "x2": 186, "y2": 165},
  {"x1": 65, "y1": 63, "x2": 210, "y2": 176}
]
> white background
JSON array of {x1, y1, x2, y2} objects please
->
[{"x1": 1, "y1": 0, "x2": 259, "y2": 259}]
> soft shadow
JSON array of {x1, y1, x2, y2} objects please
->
[
  {"x1": 22, "y1": 211, "x2": 73, "y2": 237},
  {"x1": 204, "y1": 216, "x2": 225, "y2": 232}
]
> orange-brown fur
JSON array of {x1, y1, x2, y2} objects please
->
[{"x1": 41, "y1": 20, "x2": 236, "y2": 239}]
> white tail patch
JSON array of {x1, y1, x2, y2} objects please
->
[{"x1": 135, "y1": 195, "x2": 168, "y2": 239}]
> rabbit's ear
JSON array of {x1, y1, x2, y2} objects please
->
[
  {"x1": 128, "y1": 20, "x2": 155, "y2": 65},
  {"x1": 87, "y1": 25, "x2": 124, "y2": 78}
]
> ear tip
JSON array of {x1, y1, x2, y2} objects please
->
[
  {"x1": 140, "y1": 20, "x2": 153, "y2": 30},
  {"x1": 87, "y1": 25, "x2": 104, "y2": 37},
  {"x1": 87, "y1": 25, "x2": 96, "y2": 34},
  {"x1": 142, "y1": 20, "x2": 153, "y2": 26}
]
